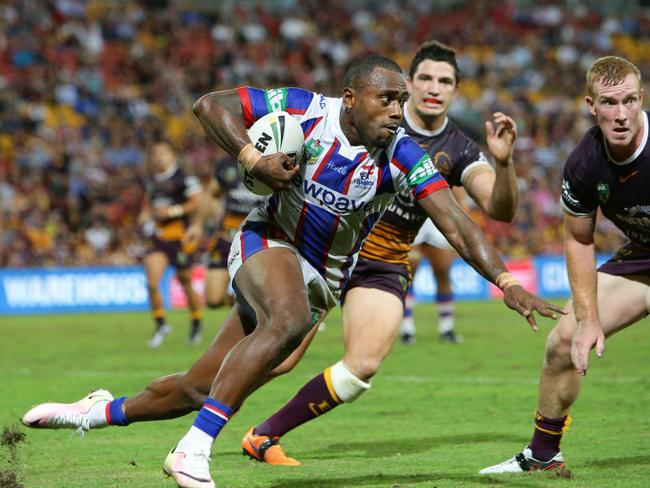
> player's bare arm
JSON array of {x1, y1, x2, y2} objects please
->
[
  {"x1": 464, "y1": 112, "x2": 519, "y2": 222},
  {"x1": 193, "y1": 90, "x2": 299, "y2": 191},
  {"x1": 564, "y1": 212, "x2": 604, "y2": 375},
  {"x1": 153, "y1": 189, "x2": 203, "y2": 222},
  {"x1": 419, "y1": 188, "x2": 565, "y2": 329},
  {"x1": 185, "y1": 179, "x2": 220, "y2": 246}
]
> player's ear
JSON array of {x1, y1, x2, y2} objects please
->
[
  {"x1": 342, "y1": 87, "x2": 355, "y2": 110},
  {"x1": 585, "y1": 95, "x2": 596, "y2": 116}
]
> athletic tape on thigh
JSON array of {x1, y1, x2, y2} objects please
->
[{"x1": 330, "y1": 360, "x2": 371, "y2": 403}]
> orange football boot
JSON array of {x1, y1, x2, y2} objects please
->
[{"x1": 241, "y1": 427, "x2": 301, "y2": 466}]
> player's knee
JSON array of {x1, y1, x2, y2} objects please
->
[
  {"x1": 345, "y1": 355, "x2": 382, "y2": 381},
  {"x1": 205, "y1": 297, "x2": 225, "y2": 309},
  {"x1": 329, "y1": 360, "x2": 371, "y2": 403},
  {"x1": 268, "y1": 306, "x2": 312, "y2": 352},
  {"x1": 545, "y1": 325, "x2": 573, "y2": 367}
]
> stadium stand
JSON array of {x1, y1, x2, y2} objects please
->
[{"x1": 2, "y1": 0, "x2": 647, "y2": 267}]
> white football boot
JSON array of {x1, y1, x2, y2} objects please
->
[
  {"x1": 479, "y1": 447, "x2": 566, "y2": 474},
  {"x1": 163, "y1": 446, "x2": 215, "y2": 488},
  {"x1": 22, "y1": 389, "x2": 114, "y2": 436},
  {"x1": 148, "y1": 323, "x2": 173, "y2": 348}
]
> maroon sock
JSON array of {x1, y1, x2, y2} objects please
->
[
  {"x1": 529, "y1": 412, "x2": 570, "y2": 462},
  {"x1": 255, "y1": 369, "x2": 342, "y2": 438}
]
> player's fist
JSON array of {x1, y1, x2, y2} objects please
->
[{"x1": 253, "y1": 153, "x2": 301, "y2": 192}]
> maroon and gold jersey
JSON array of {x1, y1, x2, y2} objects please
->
[
  {"x1": 561, "y1": 111, "x2": 650, "y2": 248},
  {"x1": 359, "y1": 109, "x2": 492, "y2": 265},
  {"x1": 147, "y1": 164, "x2": 202, "y2": 241},
  {"x1": 214, "y1": 156, "x2": 264, "y2": 234}
]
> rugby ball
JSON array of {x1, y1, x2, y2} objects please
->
[{"x1": 238, "y1": 111, "x2": 304, "y2": 195}]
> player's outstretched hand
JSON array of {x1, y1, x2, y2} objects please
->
[
  {"x1": 485, "y1": 111, "x2": 517, "y2": 165},
  {"x1": 571, "y1": 321, "x2": 605, "y2": 376},
  {"x1": 253, "y1": 153, "x2": 301, "y2": 191},
  {"x1": 502, "y1": 285, "x2": 566, "y2": 331}
]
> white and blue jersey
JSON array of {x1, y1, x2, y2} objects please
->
[{"x1": 234, "y1": 86, "x2": 449, "y2": 296}]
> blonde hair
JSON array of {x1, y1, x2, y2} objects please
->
[{"x1": 586, "y1": 56, "x2": 641, "y2": 97}]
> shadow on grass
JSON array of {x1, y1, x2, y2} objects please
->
[
  {"x1": 299, "y1": 432, "x2": 527, "y2": 460},
  {"x1": 581, "y1": 454, "x2": 650, "y2": 468},
  {"x1": 268, "y1": 472, "x2": 535, "y2": 488}
]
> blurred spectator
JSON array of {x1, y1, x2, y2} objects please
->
[{"x1": 1, "y1": 0, "x2": 639, "y2": 268}]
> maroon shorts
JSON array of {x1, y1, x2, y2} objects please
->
[
  {"x1": 208, "y1": 236, "x2": 232, "y2": 270},
  {"x1": 341, "y1": 257, "x2": 411, "y2": 307},
  {"x1": 598, "y1": 242, "x2": 650, "y2": 277},
  {"x1": 148, "y1": 237, "x2": 194, "y2": 270}
]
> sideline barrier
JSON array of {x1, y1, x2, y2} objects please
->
[
  {"x1": 0, "y1": 254, "x2": 612, "y2": 315},
  {"x1": 412, "y1": 254, "x2": 611, "y2": 301}
]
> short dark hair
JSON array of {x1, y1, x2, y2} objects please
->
[
  {"x1": 343, "y1": 55, "x2": 403, "y2": 88},
  {"x1": 409, "y1": 40, "x2": 460, "y2": 84}
]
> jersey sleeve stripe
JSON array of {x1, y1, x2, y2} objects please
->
[
  {"x1": 560, "y1": 199, "x2": 596, "y2": 218},
  {"x1": 301, "y1": 116, "x2": 324, "y2": 139},
  {"x1": 285, "y1": 88, "x2": 315, "y2": 115},
  {"x1": 390, "y1": 156, "x2": 410, "y2": 175},
  {"x1": 414, "y1": 178, "x2": 449, "y2": 200},
  {"x1": 236, "y1": 87, "x2": 254, "y2": 127}
]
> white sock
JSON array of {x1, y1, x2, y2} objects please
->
[
  {"x1": 87, "y1": 400, "x2": 111, "y2": 428},
  {"x1": 176, "y1": 426, "x2": 214, "y2": 453},
  {"x1": 401, "y1": 316, "x2": 415, "y2": 335},
  {"x1": 438, "y1": 302, "x2": 454, "y2": 334}
]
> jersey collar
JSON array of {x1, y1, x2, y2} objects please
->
[
  {"x1": 404, "y1": 103, "x2": 448, "y2": 137},
  {"x1": 154, "y1": 162, "x2": 178, "y2": 182}
]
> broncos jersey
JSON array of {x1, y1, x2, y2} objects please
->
[
  {"x1": 236, "y1": 86, "x2": 449, "y2": 293},
  {"x1": 147, "y1": 164, "x2": 202, "y2": 241},
  {"x1": 561, "y1": 111, "x2": 650, "y2": 248},
  {"x1": 214, "y1": 156, "x2": 265, "y2": 232},
  {"x1": 360, "y1": 107, "x2": 492, "y2": 264}
]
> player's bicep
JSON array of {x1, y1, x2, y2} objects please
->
[
  {"x1": 564, "y1": 212, "x2": 596, "y2": 246},
  {"x1": 194, "y1": 90, "x2": 243, "y2": 120},
  {"x1": 463, "y1": 170, "x2": 496, "y2": 213}
]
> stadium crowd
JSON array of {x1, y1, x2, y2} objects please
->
[{"x1": 2, "y1": 0, "x2": 645, "y2": 268}]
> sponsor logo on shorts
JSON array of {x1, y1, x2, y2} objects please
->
[{"x1": 227, "y1": 250, "x2": 240, "y2": 267}]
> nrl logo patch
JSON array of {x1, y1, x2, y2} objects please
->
[
  {"x1": 303, "y1": 138, "x2": 324, "y2": 165},
  {"x1": 597, "y1": 182, "x2": 609, "y2": 203}
]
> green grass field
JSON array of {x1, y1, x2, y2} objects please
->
[{"x1": 1, "y1": 301, "x2": 649, "y2": 487}]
